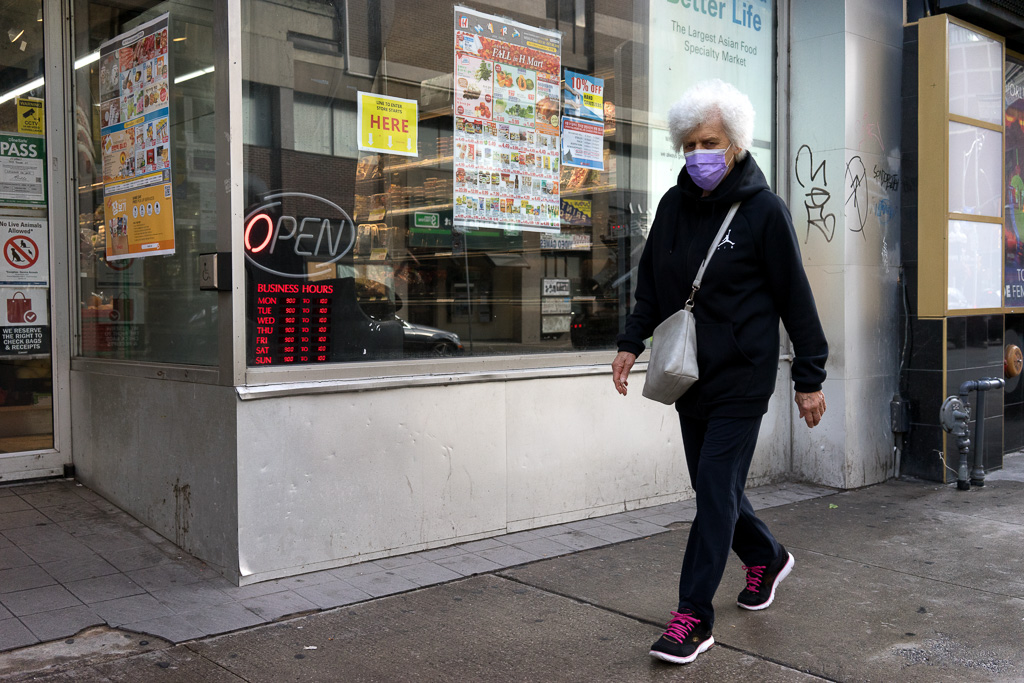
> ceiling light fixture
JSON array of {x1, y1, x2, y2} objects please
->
[
  {"x1": 173, "y1": 36, "x2": 187, "y2": 42},
  {"x1": 37, "y1": 9, "x2": 42, "y2": 22},
  {"x1": 74, "y1": 51, "x2": 100, "y2": 69},
  {"x1": 174, "y1": 65, "x2": 214, "y2": 84},
  {"x1": 8, "y1": 28, "x2": 25, "y2": 43}
]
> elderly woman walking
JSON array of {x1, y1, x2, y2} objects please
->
[{"x1": 611, "y1": 79, "x2": 828, "y2": 665}]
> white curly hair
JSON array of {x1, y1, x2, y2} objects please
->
[{"x1": 668, "y1": 79, "x2": 755, "y2": 160}]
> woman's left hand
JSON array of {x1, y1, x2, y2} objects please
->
[{"x1": 795, "y1": 390, "x2": 826, "y2": 428}]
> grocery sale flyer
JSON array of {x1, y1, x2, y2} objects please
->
[{"x1": 453, "y1": 6, "x2": 561, "y2": 233}]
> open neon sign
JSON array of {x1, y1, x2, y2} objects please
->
[{"x1": 243, "y1": 191, "x2": 356, "y2": 278}]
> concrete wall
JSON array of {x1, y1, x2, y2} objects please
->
[
  {"x1": 788, "y1": 0, "x2": 903, "y2": 488},
  {"x1": 70, "y1": 371, "x2": 240, "y2": 577},
  {"x1": 233, "y1": 366, "x2": 793, "y2": 583}
]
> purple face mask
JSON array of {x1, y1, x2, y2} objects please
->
[{"x1": 684, "y1": 144, "x2": 733, "y2": 191}]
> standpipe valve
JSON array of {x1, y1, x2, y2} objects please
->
[{"x1": 939, "y1": 378, "x2": 1004, "y2": 491}]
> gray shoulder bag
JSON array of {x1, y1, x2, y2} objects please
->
[{"x1": 642, "y1": 202, "x2": 741, "y2": 405}]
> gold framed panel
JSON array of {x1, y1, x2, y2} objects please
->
[{"x1": 917, "y1": 14, "x2": 1006, "y2": 319}]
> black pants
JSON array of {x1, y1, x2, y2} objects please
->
[{"x1": 676, "y1": 414, "x2": 781, "y2": 628}]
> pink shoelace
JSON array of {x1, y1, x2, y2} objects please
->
[
  {"x1": 662, "y1": 611, "x2": 701, "y2": 644},
  {"x1": 743, "y1": 564, "x2": 766, "y2": 592}
]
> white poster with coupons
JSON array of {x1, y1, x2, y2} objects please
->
[{"x1": 453, "y1": 6, "x2": 562, "y2": 233}]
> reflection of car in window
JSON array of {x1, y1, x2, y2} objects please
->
[{"x1": 354, "y1": 278, "x2": 464, "y2": 357}]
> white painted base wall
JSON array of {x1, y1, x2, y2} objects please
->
[
  {"x1": 70, "y1": 363, "x2": 794, "y2": 585},
  {"x1": 234, "y1": 365, "x2": 794, "y2": 583}
]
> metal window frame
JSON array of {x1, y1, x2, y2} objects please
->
[{"x1": 0, "y1": 0, "x2": 74, "y2": 481}]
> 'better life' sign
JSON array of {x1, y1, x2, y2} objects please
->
[{"x1": 357, "y1": 92, "x2": 418, "y2": 157}]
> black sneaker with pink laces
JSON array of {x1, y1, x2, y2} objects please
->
[
  {"x1": 737, "y1": 547, "x2": 795, "y2": 610},
  {"x1": 648, "y1": 610, "x2": 714, "y2": 664}
]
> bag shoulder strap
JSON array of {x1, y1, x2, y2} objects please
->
[{"x1": 685, "y1": 201, "x2": 741, "y2": 310}]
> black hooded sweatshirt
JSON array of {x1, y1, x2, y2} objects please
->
[{"x1": 617, "y1": 153, "x2": 828, "y2": 418}]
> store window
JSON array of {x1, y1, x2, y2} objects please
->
[
  {"x1": 73, "y1": 0, "x2": 219, "y2": 365},
  {"x1": 241, "y1": 0, "x2": 775, "y2": 368}
]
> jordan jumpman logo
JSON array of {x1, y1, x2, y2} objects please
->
[{"x1": 718, "y1": 229, "x2": 736, "y2": 249}]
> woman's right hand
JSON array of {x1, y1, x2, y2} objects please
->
[{"x1": 611, "y1": 351, "x2": 636, "y2": 396}]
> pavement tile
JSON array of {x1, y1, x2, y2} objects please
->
[
  {"x1": 0, "y1": 545, "x2": 34, "y2": 571},
  {"x1": 103, "y1": 545, "x2": 173, "y2": 572},
  {"x1": 0, "y1": 487, "x2": 13, "y2": 497},
  {"x1": 121, "y1": 613, "x2": 206, "y2": 644},
  {"x1": 372, "y1": 554, "x2": 427, "y2": 570},
  {"x1": 434, "y1": 553, "x2": 504, "y2": 577},
  {"x1": 344, "y1": 571, "x2": 419, "y2": 598},
  {"x1": 748, "y1": 493, "x2": 792, "y2": 510},
  {"x1": 640, "y1": 512, "x2": 693, "y2": 527},
  {"x1": 65, "y1": 574, "x2": 146, "y2": 604},
  {"x1": 415, "y1": 546, "x2": 466, "y2": 562},
  {"x1": 179, "y1": 602, "x2": 264, "y2": 636},
  {"x1": 37, "y1": 501, "x2": 108, "y2": 524},
  {"x1": 292, "y1": 580, "x2": 372, "y2": 609},
  {"x1": 562, "y1": 518, "x2": 609, "y2": 531},
  {"x1": 0, "y1": 565, "x2": 56, "y2": 594},
  {"x1": 455, "y1": 538, "x2": 506, "y2": 553},
  {"x1": 18, "y1": 536, "x2": 97, "y2": 564},
  {"x1": 0, "y1": 617, "x2": 38, "y2": 651},
  {"x1": 125, "y1": 563, "x2": 205, "y2": 591},
  {"x1": 20, "y1": 604, "x2": 103, "y2": 641},
  {"x1": 77, "y1": 530, "x2": 148, "y2": 555},
  {"x1": 90, "y1": 593, "x2": 174, "y2": 627},
  {"x1": 328, "y1": 561, "x2": 388, "y2": 581},
  {"x1": 580, "y1": 522, "x2": 650, "y2": 544},
  {"x1": 214, "y1": 580, "x2": 290, "y2": 601},
  {"x1": 276, "y1": 570, "x2": 339, "y2": 589},
  {"x1": 2, "y1": 523, "x2": 78, "y2": 549},
  {"x1": 525, "y1": 524, "x2": 574, "y2": 538},
  {"x1": 0, "y1": 536, "x2": 10, "y2": 550},
  {"x1": 390, "y1": 561, "x2": 464, "y2": 587},
  {"x1": 41, "y1": 554, "x2": 119, "y2": 583},
  {"x1": 19, "y1": 490, "x2": 89, "y2": 509},
  {"x1": 149, "y1": 583, "x2": 233, "y2": 613},
  {"x1": 474, "y1": 544, "x2": 541, "y2": 568},
  {"x1": 507, "y1": 537, "x2": 575, "y2": 559},
  {"x1": 546, "y1": 531, "x2": 609, "y2": 552},
  {"x1": 0, "y1": 497, "x2": 31, "y2": 514},
  {"x1": 586, "y1": 512, "x2": 636, "y2": 526},
  {"x1": 605, "y1": 518, "x2": 668, "y2": 536},
  {"x1": 240, "y1": 590, "x2": 319, "y2": 621},
  {"x1": 1, "y1": 585, "x2": 82, "y2": 617},
  {"x1": 0, "y1": 604, "x2": 8, "y2": 620},
  {"x1": 0, "y1": 509, "x2": 50, "y2": 531},
  {"x1": 495, "y1": 530, "x2": 543, "y2": 544}
]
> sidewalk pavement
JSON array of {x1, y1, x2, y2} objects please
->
[{"x1": 2, "y1": 455, "x2": 1024, "y2": 681}]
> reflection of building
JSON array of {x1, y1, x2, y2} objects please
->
[{"x1": 3, "y1": 0, "x2": 1024, "y2": 586}]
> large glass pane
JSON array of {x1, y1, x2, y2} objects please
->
[
  {"x1": 73, "y1": 0, "x2": 218, "y2": 364},
  {"x1": 948, "y1": 23, "x2": 1002, "y2": 124},
  {"x1": 0, "y1": 0, "x2": 53, "y2": 453},
  {"x1": 948, "y1": 219, "x2": 1002, "y2": 310},
  {"x1": 241, "y1": 1, "x2": 773, "y2": 368},
  {"x1": 949, "y1": 121, "x2": 1002, "y2": 218}
]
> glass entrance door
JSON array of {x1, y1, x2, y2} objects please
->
[{"x1": 0, "y1": 0, "x2": 56, "y2": 474}]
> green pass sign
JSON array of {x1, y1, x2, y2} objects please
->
[
  {"x1": 0, "y1": 134, "x2": 46, "y2": 208},
  {"x1": 414, "y1": 211, "x2": 440, "y2": 229}
]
